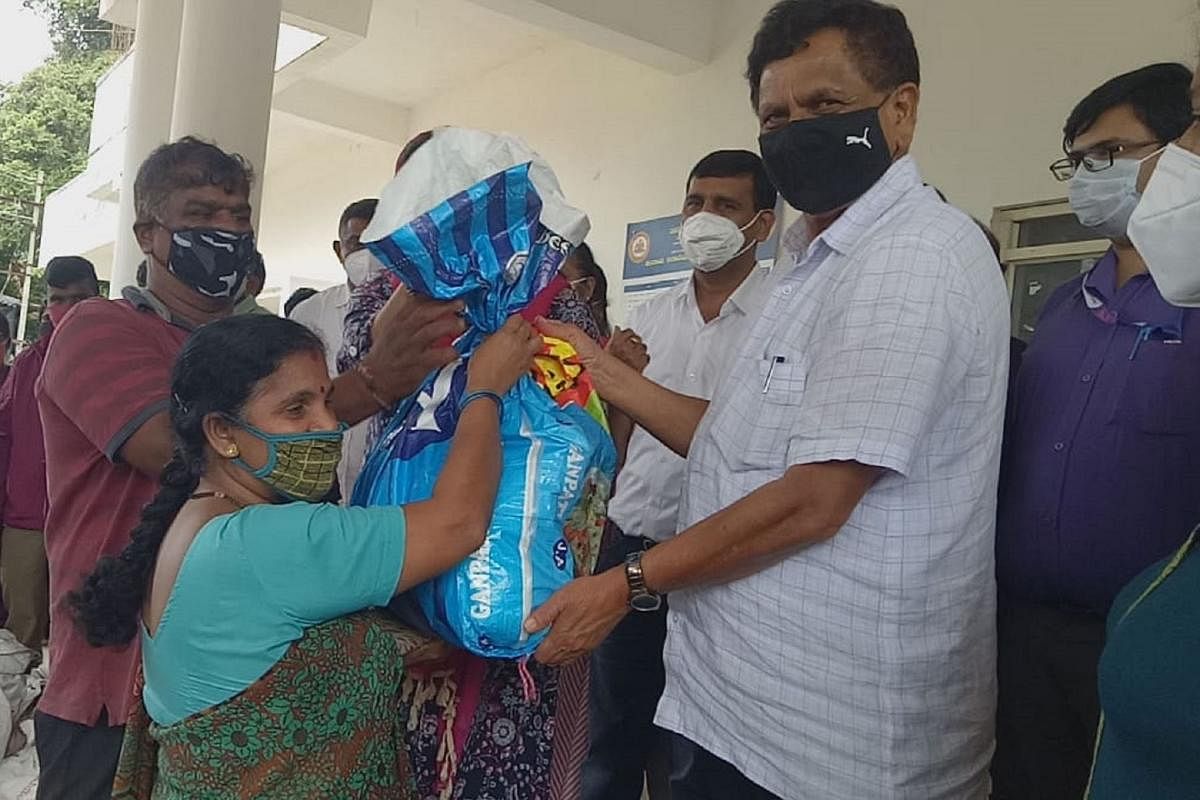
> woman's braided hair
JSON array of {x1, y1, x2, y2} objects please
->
[{"x1": 68, "y1": 314, "x2": 324, "y2": 647}]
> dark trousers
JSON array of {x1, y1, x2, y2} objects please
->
[
  {"x1": 991, "y1": 602, "x2": 1105, "y2": 800},
  {"x1": 667, "y1": 731, "x2": 782, "y2": 800},
  {"x1": 35, "y1": 709, "x2": 125, "y2": 800},
  {"x1": 582, "y1": 530, "x2": 671, "y2": 800}
]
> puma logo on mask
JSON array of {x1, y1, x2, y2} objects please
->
[{"x1": 845, "y1": 128, "x2": 872, "y2": 149}]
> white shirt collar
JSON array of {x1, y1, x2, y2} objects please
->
[
  {"x1": 675, "y1": 265, "x2": 769, "y2": 320},
  {"x1": 781, "y1": 155, "x2": 926, "y2": 264}
]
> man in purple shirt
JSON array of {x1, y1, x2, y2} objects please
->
[
  {"x1": 0, "y1": 256, "x2": 99, "y2": 653},
  {"x1": 993, "y1": 62, "x2": 1200, "y2": 800}
]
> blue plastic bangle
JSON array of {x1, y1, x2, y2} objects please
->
[{"x1": 460, "y1": 390, "x2": 503, "y2": 414}]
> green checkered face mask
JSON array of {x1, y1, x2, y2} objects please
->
[{"x1": 233, "y1": 421, "x2": 346, "y2": 502}]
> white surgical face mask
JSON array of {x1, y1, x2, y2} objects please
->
[
  {"x1": 343, "y1": 247, "x2": 379, "y2": 287},
  {"x1": 678, "y1": 211, "x2": 762, "y2": 273},
  {"x1": 1129, "y1": 142, "x2": 1200, "y2": 307},
  {"x1": 1067, "y1": 155, "x2": 1151, "y2": 240}
]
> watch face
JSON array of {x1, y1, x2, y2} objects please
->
[{"x1": 630, "y1": 592, "x2": 662, "y2": 613}]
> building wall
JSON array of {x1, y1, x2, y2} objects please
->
[
  {"x1": 255, "y1": 118, "x2": 400, "y2": 297},
  {"x1": 96, "y1": 0, "x2": 1197, "y2": 314},
  {"x1": 396, "y1": 0, "x2": 1198, "y2": 322}
]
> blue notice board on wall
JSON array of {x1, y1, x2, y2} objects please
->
[{"x1": 622, "y1": 210, "x2": 782, "y2": 314}]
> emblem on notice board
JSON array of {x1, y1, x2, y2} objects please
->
[{"x1": 627, "y1": 231, "x2": 651, "y2": 265}]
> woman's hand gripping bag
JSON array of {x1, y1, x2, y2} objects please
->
[{"x1": 353, "y1": 129, "x2": 617, "y2": 659}]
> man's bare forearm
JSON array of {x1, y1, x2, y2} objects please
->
[
  {"x1": 329, "y1": 352, "x2": 426, "y2": 428},
  {"x1": 590, "y1": 355, "x2": 708, "y2": 457},
  {"x1": 608, "y1": 407, "x2": 636, "y2": 471},
  {"x1": 637, "y1": 461, "x2": 880, "y2": 593}
]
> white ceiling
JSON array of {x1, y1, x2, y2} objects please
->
[
  {"x1": 263, "y1": 0, "x2": 557, "y2": 177},
  {"x1": 311, "y1": 0, "x2": 553, "y2": 108}
]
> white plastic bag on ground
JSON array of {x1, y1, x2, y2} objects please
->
[
  {"x1": 0, "y1": 631, "x2": 41, "y2": 757},
  {"x1": 0, "y1": 719, "x2": 39, "y2": 799}
]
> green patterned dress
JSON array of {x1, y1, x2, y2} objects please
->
[{"x1": 113, "y1": 612, "x2": 427, "y2": 799}]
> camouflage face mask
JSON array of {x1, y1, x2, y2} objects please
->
[{"x1": 164, "y1": 227, "x2": 257, "y2": 299}]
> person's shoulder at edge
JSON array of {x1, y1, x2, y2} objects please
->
[
  {"x1": 343, "y1": 274, "x2": 394, "y2": 323},
  {"x1": 56, "y1": 295, "x2": 121, "y2": 324},
  {"x1": 292, "y1": 284, "x2": 346, "y2": 319},
  {"x1": 288, "y1": 293, "x2": 319, "y2": 322},
  {"x1": 9, "y1": 336, "x2": 47, "y2": 370},
  {"x1": 883, "y1": 189, "x2": 995, "y2": 265},
  {"x1": 350, "y1": 271, "x2": 394, "y2": 303},
  {"x1": 786, "y1": 186, "x2": 991, "y2": 281},
  {"x1": 843, "y1": 191, "x2": 1007, "y2": 329},
  {"x1": 43, "y1": 296, "x2": 145, "y2": 358},
  {"x1": 837, "y1": 191, "x2": 1010, "y2": 352},
  {"x1": 1045, "y1": 273, "x2": 1085, "y2": 314},
  {"x1": 38, "y1": 295, "x2": 175, "y2": 405}
]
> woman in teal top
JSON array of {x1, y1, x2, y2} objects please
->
[
  {"x1": 1086, "y1": 527, "x2": 1200, "y2": 799},
  {"x1": 69, "y1": 313, "x2": 541, "y2": 798}
]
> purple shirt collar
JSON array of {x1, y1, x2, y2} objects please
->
[{"x1": 1080, "y1": 249, "x2": 1185, "y2": 344}]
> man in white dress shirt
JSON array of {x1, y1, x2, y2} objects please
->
[
  {"x1": 528, "y1": 1, "x2": 1009, "y2": 798},
  {"x1": 290, "y1": 198, "x2": 378, "y2": 498},
  {"x1": 582, "y1": 149, "x2": 776, "y2": 800}
]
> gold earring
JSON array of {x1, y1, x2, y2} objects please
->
[{"x1": 226, "y1": 446, "x2": 239, "y2": 458}]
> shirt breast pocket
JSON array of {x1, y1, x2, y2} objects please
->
[
  {"x1": 715, "y1": 357, "x2": 807, "y2": 471},
  {"x1": 1112, "y1": 341, "x2": 1200, "y2": 435}
]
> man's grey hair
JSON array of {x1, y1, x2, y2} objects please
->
[{"x1": 133, "y1": 136, "x2": 253, "y2": 226}]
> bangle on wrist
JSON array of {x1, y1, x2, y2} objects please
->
[
  {"x1": 355, "y1": 362, "x2": 392, "y2": 411},
  {"x1": 460, "y1": 390, "x2": 503, "y2": 414}
]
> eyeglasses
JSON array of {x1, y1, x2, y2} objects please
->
[{"x1": 1049, "y1": 140, "x2": 1162, "y2": 182}]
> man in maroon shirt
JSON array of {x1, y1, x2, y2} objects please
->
[
  {"x1": 0, "y1": 256, "x2": 99, "y2": 656},
  {"x1": 33, "y1": 136, "x2": 464, "y2": 800}
]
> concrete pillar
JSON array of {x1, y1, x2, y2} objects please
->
[
  {"x1": 170, "y1": 0, "x2": 282, "y2": 230},
  {"x1": 109, "y1": 0, "x2": 184, "y2": 297}
]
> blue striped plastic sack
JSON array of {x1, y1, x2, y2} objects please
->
[{"x1": 354, "y1": 164, "x2": 617, "y2": 658}]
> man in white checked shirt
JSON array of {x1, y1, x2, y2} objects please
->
[
  {"x1": 528, "y1": 1, "x2": 1009, "y2": 798},
  {"x1": 581, "y1": 149, "x2": 776, "y2": 800}
]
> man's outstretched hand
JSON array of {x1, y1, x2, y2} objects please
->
[
  {"x1": 534, "y1": 316, "x2": 604, "y2": 369},
  {"x1": 523, "y1": 568, "x2": 629, "y2": 666},
  {"x1": 367, "y1": 288, "x2": 465, "y2": 401}
]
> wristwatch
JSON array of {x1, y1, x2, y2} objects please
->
[{"x1": 624, "y1": 551, "x2": 663, "y2": 612}]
